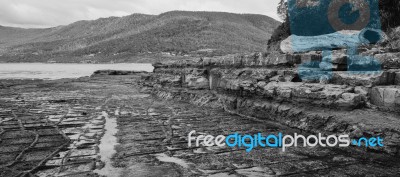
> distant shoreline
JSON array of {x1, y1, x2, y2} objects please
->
[{"x1": 0, "y1": 63, "x2": 153, "y2": 80}]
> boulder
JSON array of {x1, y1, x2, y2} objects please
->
[
  {"x1": 370, "y1": 86, "x2": 400, "y2": 111},
  {"x1": 354, "y1": 86, "x2": 368, "y2": 96},
  {"x1": 335, "y1": 93, "x2": 363, "y2": 110},
  {"x1": 318, "y1": 51, "x2": 348, "y2": 71},
  {"x1": 186, "y1": 75, "x2": 209, "y2": 90},
  {"x1": 280, "y1": 29, "x2": 386, "y2": 54},
  {"x1": 159, "y1": 75, "x2": 182, "y2": 86},
  {"x1": 280, "y1": 31, "x2": 361, "y2": 54},
  {"x1": 319, "y1": 50, "x2": 348, "y2": 65}
]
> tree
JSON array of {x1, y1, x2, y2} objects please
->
[
  {"x1": 276, "y1": 0, "x2": 400, "y2": 32},
  {"x1": 268, "y1": 0, "x2": 400, "y2": 52},
  {"x1": 277, "y1": 0, "x2": 288, "y2": 20},
  {"x1": 379, "y1": 0, "x2": 400, "y2": 31}
]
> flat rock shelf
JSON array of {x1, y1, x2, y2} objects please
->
[{"x1": 0, "y1": 75, "x2": 399, "y2": 176}]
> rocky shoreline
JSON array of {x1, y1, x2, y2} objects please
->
[
  {"x1": 146, "y1": 58, "x2": 400, "y2": 156},
  {"x1": 0, "y1": 67, "x2": 399, "y2": 176}
]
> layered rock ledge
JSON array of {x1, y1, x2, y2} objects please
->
[{"x1": 145, "y1": 56, "x2": 400, "y2": 156}]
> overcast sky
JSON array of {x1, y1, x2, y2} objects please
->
[{"x1": 0, "y1": 0, "x2": 281, "y2": 28}]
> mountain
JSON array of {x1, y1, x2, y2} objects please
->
[{"x1": 0, "y1": 11, "x2": 280, "y2": 63}]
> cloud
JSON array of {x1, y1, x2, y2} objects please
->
[{"x1": 0, "y1": 0, "x2": 280, "y2": 28}]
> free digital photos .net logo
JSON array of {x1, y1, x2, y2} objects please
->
[
  {"x1": 187, "y1": 131, "x2": 384, "y2": 152},
  {"x1": 187, "y1": 0, "x2": 386, "y2": 153},
  {"x1": 286, "y1": 0, "x2": 384, "y2": 81}
]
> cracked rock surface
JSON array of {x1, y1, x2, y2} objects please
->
[{"x1": 1, "y1": 75, "x2": 399, "y2": 176}]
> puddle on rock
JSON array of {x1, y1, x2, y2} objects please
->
[
  {"x1": 235, "y1": 167, "x2": 272, "y2": 177},
  {"x1": 154, "y1": 153, "x2": 191, "y2": 168},
  {"x1": 209, "y1": 172, "x2": 238, "y2": 177},
  {"x1": 94, "y1": 111, "x2": 122, "y2": 177}
]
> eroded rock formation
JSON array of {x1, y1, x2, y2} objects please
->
[{"x1": 145, "y1": 52, "x2": 400, "y2": 156}]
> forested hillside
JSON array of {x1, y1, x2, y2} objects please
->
[{"x1": 0, "y1": 11, "x2": 280, "y2": 63}]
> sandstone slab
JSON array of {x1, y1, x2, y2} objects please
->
[{"x1": 370, "y1": 86, "x2": 400, "y2": 111}]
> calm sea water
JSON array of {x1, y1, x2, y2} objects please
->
[{"x1": 0, "y1": 63, "x2": 153, "y2": 80}]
